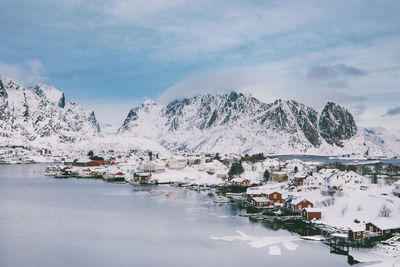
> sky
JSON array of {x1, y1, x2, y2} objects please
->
[{"x1": 0, "y1": 0, "x2": 399, "y2": 133}]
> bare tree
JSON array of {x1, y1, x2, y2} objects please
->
[{"x1": 378, "y1": 204, "x2": 392, "y2": 218}]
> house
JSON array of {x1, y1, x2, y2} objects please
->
[
  {"x1": 366, "y1": 218, "x2": 400, "y2": 236},
  {"x1": 140, "y1": 161, "x2": 165, "y2": 173},
  {"x1": 73, "y1": 159, "x2": 102, "y2": 167},
  {"x1": 133, "y1": 172, "x2": 152, "y2": 183},
  {"x1": 393, "y1": 180, "x2": 400, "y2": 197},
  {"x1": 271, "y1": 171, "x2": 288, "y2": 182},
  {"x1": 265, "y1": 191, "x2": 282, "y2": 203},
  {"x1": 293, "y1": 172, "x2": 307, "y2": 186},
  {"x1": 245, "y1": 186, "x2": 282, "y2": 203},
  {"x1": 288, "y1": 199, "x2": 314, "y2": 212},
  {"x1": 322, "y1": 171, "x2": 346, "y2": 190},
  {"x1": 302, "y1": 208, "x2": 322, "y2": 220},
  {"x1": 304, "y1": 173, "x2": 324, "y2": 189},
  {"x1": 348, "y1": 224, "x2": 365, "y2": 240},
  {"x1": 249, "y1": 197, "x2": 271, "y2": 208},
  {"x1": 341, "y1": 171, "x2": 365, "y2": 185}
]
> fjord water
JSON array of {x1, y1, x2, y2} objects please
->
[{"x1": 0, "y1": 164, "x2": 349, "y2": 267}]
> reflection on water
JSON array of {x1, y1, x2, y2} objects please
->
[{"x1": 0, "y1": 164, "x2": 351, "y2": 267}]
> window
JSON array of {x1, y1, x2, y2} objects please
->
[
  {"x1": 369, "y1": 226, "x2": 374, "y2": 232},
  {"x1": 298, "y1": 205, "x2": 302, "y2": 209}
]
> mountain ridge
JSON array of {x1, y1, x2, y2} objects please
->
[
  {"x1": 118, "y1": 91, "x2": 396, "y2": 155},
  {"x1": 0, "y1": 75, "x2": 398, "y2": 156},
  {"x1": 0, "y1": 76, "x2": 100, "y2": 146}
]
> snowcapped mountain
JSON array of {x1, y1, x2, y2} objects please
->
[
  {"x1": 0, "y1": 74, "x2": 397, "y2": 156},
  {"x1": 118, "y1": 92, "x2": 398, "y2": 156},
  {"x1": 0, "y1": 76, "x2": 100, "y2": 146}
]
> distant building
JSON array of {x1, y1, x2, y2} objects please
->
[
  {"x1": 133, "y1": 172, "x2": 152, "y2": 183},
  {"x1": 140, "y1": 161, "x2": 165, "y2": 173},
  {"x1": 249, "y1": 197, "x2": 271, "y2": 208},
  {"x1": 302, "y1": 208, "x2": 321, "y2": 220},
  {"x1": 285, "y1": 199, "x2": 313, "y2": 212},
  {"x1": 348, "y1": 224, "x2": 364, "y2": 240},
  {"x1": 366, "y1": 218, "x2": 400, "y2": 236},
  {"x1": 271, "y1": 171, "x2": 288, "y2": 182}
]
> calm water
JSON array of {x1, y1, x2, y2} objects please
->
[{"x1": 0, "y1": 164, "x2": 351, "y2": 267}]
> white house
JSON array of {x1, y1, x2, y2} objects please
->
[
  {"x1": 304, "y1": 172, "x2": 324, "y2": 189},
  {"x1": 322, "y1": 171, "x2": 347, "y2": 190},
  {"x1": 340, "y1": 171, "x2": 365, "y2": 185},
  {"x1": 140, "y1": 161, "x2": 165, "y2": 173}
]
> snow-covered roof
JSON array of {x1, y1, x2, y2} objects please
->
[
  {"x1": 369, "y1": 217, "x2": 400, "y2": 230},
  {"x1": 292, "y1": 198, "x2": 311, "y2": 205},
  {"x1": 251, "y1": 197, "x2": 270, "y2": 203},
  {"x1": 303, "y1": 208, "x2": 321, "y2": 213},
  {"x1": 348, "y1": 223, "x2": 365, "y2": 232},
  {"x1": 246, "y1": 186, "x2": 281, "y2": 195}
]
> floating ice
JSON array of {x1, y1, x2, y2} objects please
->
[{"x1": 210, "y1": 230, "x2": 300, "y2": 255}]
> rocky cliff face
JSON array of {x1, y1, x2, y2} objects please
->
[
  {"x1": 118, "y1": 92, "x2": 362, "y2": 154},
  {"x1": 0, "y1": 77, "x2": 100, "y2": 145},
  {"x1": 319, "y1": 102, "x2": 357, "y2": 147}
]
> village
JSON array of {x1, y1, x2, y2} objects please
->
[{"x1": 1, "y1": 145, "x2": 400, "y2": 262}]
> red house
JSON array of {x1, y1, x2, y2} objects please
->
[
  {"x1": 265, "y1": 191, "x2": 282, "y2": 203},
  {"x1": 290, "y1": 199, "x2": 313, "y2": 211},
  {"x1": 348, "y1": 225, "x2": 364, "y2": 240},
  {"x1": 366, "y1": 218, "x2": 400, "y2": 236},
  {"x1": 302, "y1": 208, "x2": 321, "y2": 220},
  {"x1": 294, "y1": 177, "x2": 304, "y2": 186}
]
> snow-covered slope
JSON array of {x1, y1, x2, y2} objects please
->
[
  {"x1": 118, "y1": 92, "x2": 398, "y2": 156},
  {"x1": 0, "y1": 75, "x2": 397, "y2": 156},
  {"x1": 0, "y1": 77, "x2": 100, "y2": 146}
]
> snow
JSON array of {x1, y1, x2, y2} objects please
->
[
  {"x1": 210, "y1": 230, "x2": 300, "y2": 254},
  {"x1": 269, "y1": 246, "x2": 281, "y2": 255},
  {"x1": 350, "y1": 242, "x2": 400, "y2": 267},
  {"x1": 317, "y1": 184, "x2": 400, "y2": 229},
  {"x1": 1, "y1": 76, "x2": 399, "y2": 157},
  {"x1": 150, "y1": 166, "x2": 224, "y2": 185},
  {"x1": 370, "y1": 217, "x2": 400, "y2": 231},
  {"x1": 300, "y1": 235, "x2": 325, "y2": 241}
]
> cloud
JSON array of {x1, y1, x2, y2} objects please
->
[
  {"x1": 0, "y1": 59, "x2": 46, "y2": 85},
  {"x1": 25, "y1": 59, "x2": 45, "y2": 84},
  {"x1": 0, "y1": 62, "x2": 24, "y2": 82},
  {"x1": 307, "y1": 64, "x2": 368, "y2": 80},
  {"x1": 383, "y1": 106, "x2": 400, "y2": 117},
  {"x1": 158, "y1": 67, "x2": 367, "y2": 112}
]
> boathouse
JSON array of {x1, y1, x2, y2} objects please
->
[
  {"x1": 250, "y1": 197, "x2": 271, "y2": 208},
  {"x1": 302, "y1": 208, "x2": 322, "y2": 220},
  {"x1": 133, "y1": 172, "x2": 152, "y2": 183}
]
